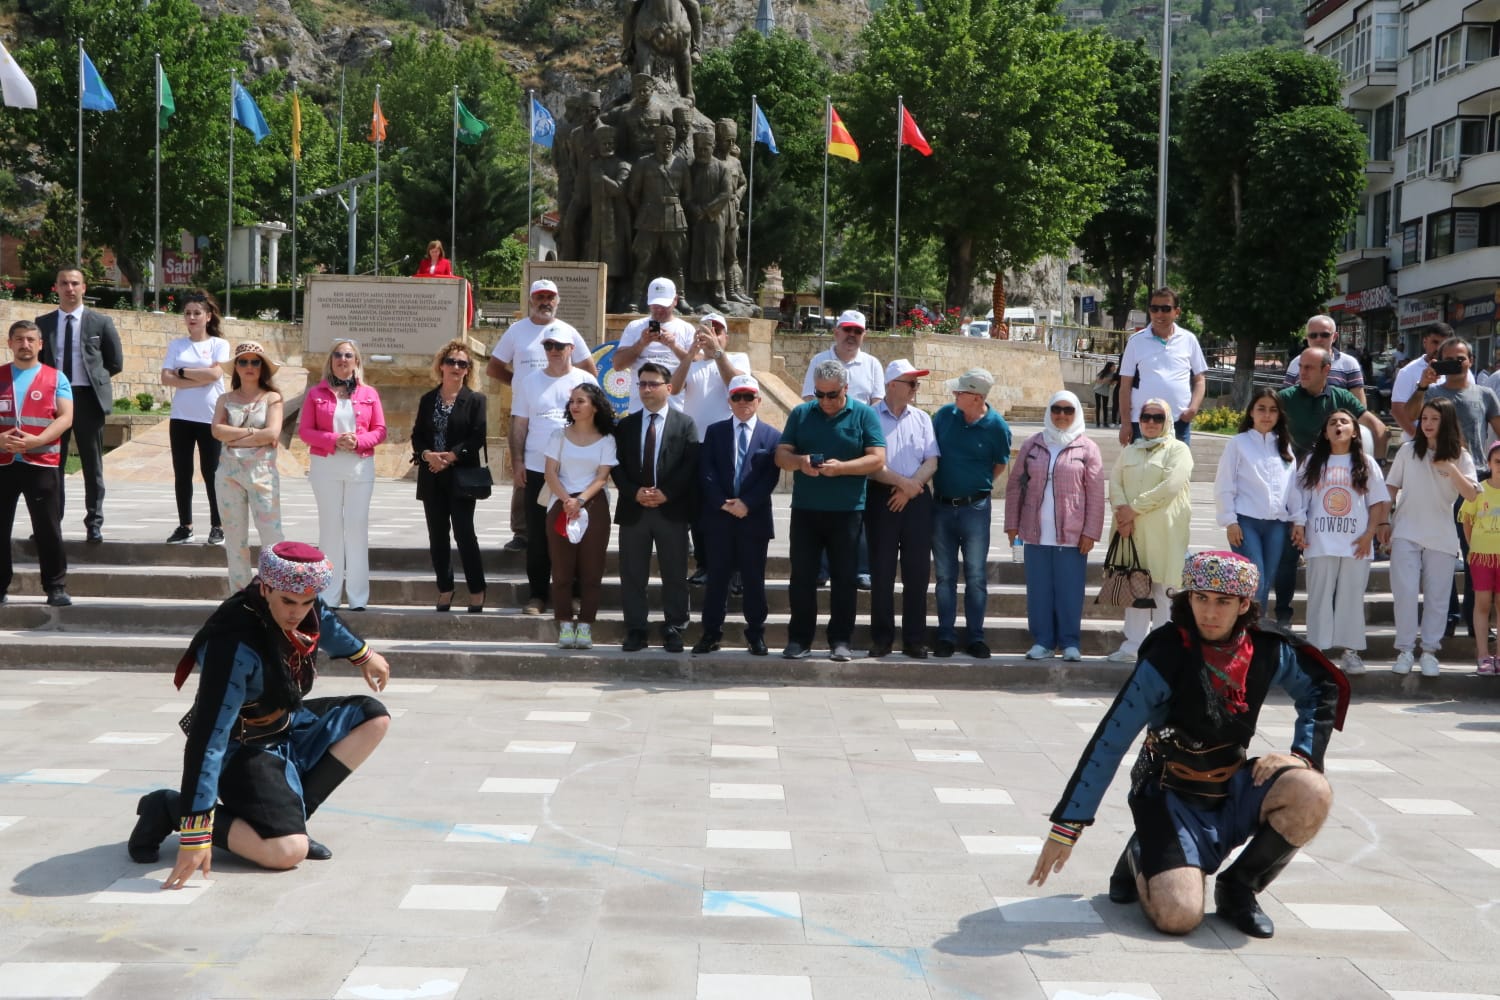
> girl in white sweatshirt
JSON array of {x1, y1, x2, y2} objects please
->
[{"x1": 1214, "y1": 387, "x2": 1295, "y2": 619}]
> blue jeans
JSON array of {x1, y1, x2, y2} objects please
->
[
  {"x1": 932, "y1": 498, "x2": 992, "y2": 644},
  {"x1": 1231, "y1": 515, "x2": 1287, "y2": 613},
  {"x1": 1024, "y1": 543, "x2": 1088, "y2": 649},
  {"x1": 1130, "y1": 419, "x2": 1192, "y2": 445}
]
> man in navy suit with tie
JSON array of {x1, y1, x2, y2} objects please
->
[
  {"x1": 693, "y1": 375, "x2": 781, "y2": 655},
  {"x1": 36, "y1": 268, "x2": 122, "y2": 543}
]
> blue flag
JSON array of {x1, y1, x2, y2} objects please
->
[
  {"x1": 79, "y1": 47, "x2": 115, "y2": 111},
  {"x1": 531, "y1": 97, "x2": 555, "y2": 148},
  {"x1": 232, "y1": 79, "x2": 270, "y2": 143},
  {"x1": 753, "y1": 104, "x2": 778, "y2": 155}
]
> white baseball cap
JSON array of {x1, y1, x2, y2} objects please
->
[
  {"x1": 529, "y1": 278, "x2": 558, "y2": 296},
  {"x1": 727, "y1": 374, "x2": 760, "y2": 396},
  {"x1": 647, "y1": 277, "x2": 677, "y2": 307},
  {"x1": 701, "y1": 312, "x2": 728, "y2": 331},
  {"x1": 884, "y1": 359, "x2": 930, "y2": 384},
  {"x1": 836, "y1": 309, "x2": 867, "y2": 331}
]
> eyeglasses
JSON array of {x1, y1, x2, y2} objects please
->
[
  {"x1": 897, "y1": 379, "x2": 922, "y2": 388},
  {"x1": 1148, "y1": 304, "x2": 1175, "y2": 313},
  {"x1": 235, "y1": 357, "x2": 263, "y2": 367},
  {"x1": 442, "y1": 357, "x2": 471, "y2": 369},
  {"x1": 637, "y1": 380, "x2": 666, "y2": 389},
  {"x1": 331, "y1": 351, "x2": 357, "y2": 360},
  {"x1": 541, "y1": 342, "x2": 569, "y2": 352},
  {"x1": 729, "y1": 392, "x2": 757, "y2": 403},
  {"x1": 1050, "y1": 405, "x2": 1076, "y2": 415},
  {"x1": 1139, "y1": 412, "x2": 1167, "y2": 424},
  {"x1": 813, "y1": 389, "x2": 844, "y2": 399}
]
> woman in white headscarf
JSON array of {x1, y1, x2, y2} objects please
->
[
  {"x1": 1106, "y1": 397, "x2": 1194, "y2": 661},
  {"x1": 1004, "y1": 390, "x2": 1106, "y2": 661}
]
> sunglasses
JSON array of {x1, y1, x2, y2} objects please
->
[
  {"x1": 331, "y1": 351, "x2": 357, "y2": 360},
  {"x1": 532, "y1": 292, "x2": 558, "y2": 301},
  {"x1": 1148, "y1": 304, "x2": 1175, "y2": 313},
  {"x1": 1307, "y1": 332, "x2": 1333, "y2": 339},
  {"x1": 235, "y1": 357, "x2": 262, "y2": 367},
  {"x1": 442, "y1": 357, "x2": 471, "y2": 369},
  {"x1": 896, "y1": 379, "x2": 922, "y2": 388},
  {"x1": 1139, "y1": 412, "x2": 1167, "y2": 424},
  {"x1": 729, "y1": 392, "x2": 757, "y2": 403},
  {"x1": 813, "y1": 389, "x2": 844, "y2": 399},
  {"x1": 541, "y1": 342, "x2": 569, "y2": 352},
  {"x1": 1050, "y1": 405, "x2": 1076, "y2": 415}
]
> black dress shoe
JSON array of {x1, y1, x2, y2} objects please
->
[
  {"x1": 622, "y1": 631, "x2": 648, "y2": 652},
  {"x1": 128, "y1": 789, "x2": 179, "y2": 863},
  {"x1": 86, "y1": 528, "x2": 103, "y2": 544},
  {"x1": 687, "y1": 568, "x2": 708, "y2": 586},
  {"x1": 692, "y1": 634, "x2": 722, "y2": 654},
  {"x1": 502, "y1": 536, "x2": 529, "y2": 552},
  {"x1": 747, "y1": 636, "x2": 769, "y2": 656},
  {"x1": 782, "y1": 642, "x2": 810, "y2": 659},
  {"x1": 663, "y1": 628, "x2": 685, "y2": 653},
  {"x1": 305, "y1": 837, "x2": 333, "y2": 861},
  {"x1": 934, "y1": 640, "x2": 955, "y2": 658},
  {"x1": 868, "y1": 644, "x2": 892, "y2": 658},
  {"x1": 46, "y1": 588, "x2": 72, "y2": 608},
  {"x1": 901, "y1": 644, "x2": 928, "y2": 659},
  {"x1": 966, "y1": 640, "x2": 991, "y2": 659}
]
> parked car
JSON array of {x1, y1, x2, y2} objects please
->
[
  {"x1": 798, "y1": 306, "x2": 837, "y2": 331},
  {"x1": 964, "y1": 320, "x2": 992, "y2": 338}
]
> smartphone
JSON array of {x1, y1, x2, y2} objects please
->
[
  {"x1": 1431, "y1": 358, "x2": 1465, "y2": 376},
  {"x1": 809, "y1": 453, "x2": 825, "y2": 468},
  {"x1": 648, "y1": 319, "x2": 662, "y2": 335}
]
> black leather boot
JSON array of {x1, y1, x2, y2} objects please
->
[
  {"x1": 1108, "y1": 834, "x2": 1141, "y2": 904},
  {"x1": 128, "y1": 789, "x2": 179, "y2": 863},
  {"x1": 1214, "y1": 824, "x2": 1300, "y2": 938},
  {"x1": 300, "y1": 755, "x2": 352, "y2": 861}
]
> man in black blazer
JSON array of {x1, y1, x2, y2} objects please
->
[
  {"x1": 37, "y1": 268, "x2": 123, "y2": 543},
  {"x1": 692, "y1": 376, "x2": 781, "y2": 655},
  {"x1": 613, "y1": 362, "x2": 699, "y2": 652}
]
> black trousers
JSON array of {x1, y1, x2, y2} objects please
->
[
  {"x1": 1, "y1": 461, "x2": 67, "y2": 595},
  {"x1": 700, "y1": 509, "x2": 770, "y2": 640},
  {"x1": 421, "y1": 472, "x2": 486, "y2": 594},
  {"x1": 57, "y1": 390, "x2": 106, "y2": 531},
  {"x1": 864, "y1": 486, "x2": 933, "y2": 648},
  {"x1": 788, "y1": 507, "x2": 861, "y2": 647},
  {"x1": 619, "y1": 507, "x2": 691, "y2": 634},
  {"x1": 523, "y1": 469, "x2": 551, "y2": 603},
  {"x1": 169, "y1": 418, "x2": 222, "y2": 528}
]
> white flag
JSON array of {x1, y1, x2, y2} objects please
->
[{"x1": 0, "y1": 39, "x2": 38, "y2": 110}]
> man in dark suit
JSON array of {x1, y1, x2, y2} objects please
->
[
  {"x1": 692, "y1": 375, "x2": 780, "y2": 656},
  {"x1": 613, "y1": 362, "x2": 699, "y2": 652},
  {"x1": 37, "y1": 268, "x2": 122, "y2": 543}
]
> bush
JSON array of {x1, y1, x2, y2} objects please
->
[
  {"x1": 135, "y1": 392, "x2": 156, "y2": 412},
  {"x1": 1192, "y1": 406, "x2": 1240, "y2": 434}
]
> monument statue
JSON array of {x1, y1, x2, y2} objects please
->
[
  {"x1": 559, "y1": 91, "x2": 604, "y2": 262},
  {"x1": 715, "y1": 119, "x2": 753, "y2": 305},
  {"x1": 687, "y1": 131, "x2": 733, "y2": 310},
  {"x1": 622, "y1": 0, "x2": 703, "y2": 101},
  {"x1": 552, "y1": 96, "x2": 584, "y2": 260},
  {"x1": 627, "y1": 123, "x2": 692, "y2": 311},
  {"x1": 587, "y1": 126, "x2": 634, "y2": 312}
]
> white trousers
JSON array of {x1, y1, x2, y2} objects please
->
[
  {"x1": 1305, "y1": 555, "x2": 1370, "y2": 652},
  {"x1": 1390, "y1": 537, "x2": 1458, "y2": 654},
  {"x1": 1120, "y1": 582, "x2": 1172, "y2": 654},
  {"x1": 309, "y1": 456, "x2": 376, "y2": 608}
]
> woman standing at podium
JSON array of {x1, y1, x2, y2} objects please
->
[{"x1": 415, "y1": 240, "x2": 452, "y2": 277}]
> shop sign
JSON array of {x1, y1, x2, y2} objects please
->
[{"x1": 1399, "y1": 295, "x2": 1444, "y2": 330}]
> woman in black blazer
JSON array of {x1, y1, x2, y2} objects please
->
[{"x1": 411, "y1": 339, "x2": 488, "y2": 612}]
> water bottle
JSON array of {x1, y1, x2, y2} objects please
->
[{"x1": 1011, "y1": 538, "x2": 1024, "y2": 563}]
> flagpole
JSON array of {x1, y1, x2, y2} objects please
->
[
  {"x1": 291, "y1": 80, "x2": 299, "y2": 325},
  {"x1": 75, "y1": 38, "x2": 83, "y2": 267},
  {"x1": 894, "y1": 94, "x2": 902, "y2": 331},
  {"x1": 154, "y1": 52, "x2": 162, "y2": 310},
  {"x1": 373, "y1": 82, "x2": 381, "y2": 275},
  {"x1": 526, "y1": 89, "x2": 535, "y2": 261},
  {"x1": 450, "y1": 86, "x2": 458, "y2": 268},
  {"x1": 820, "y1": 95, "x2": 830, "y2": 327},
  {"x1": 336, "y1": 63, "x2": 345, "y2": 179},
  {"x1": 745, "y1": 94, "x2": 756, "y2": 303},
  {"x1": 226, "y1": 70, "x2": 236, "y2": 313}
]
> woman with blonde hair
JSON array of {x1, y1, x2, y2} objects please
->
[
  {"x1": 299, "y1": 339, "x2": 388, "y2": 610},
  {"x1": 210, "y1": 342, "x2": 284, "y2": 592}
]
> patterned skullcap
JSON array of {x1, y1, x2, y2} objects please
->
[
  {"x1": 258, "y1": 541, "x2": 333, "y2": 596},
  {"x1": 1181, "y1": 550, "x2": 1259, "y2": 598}
]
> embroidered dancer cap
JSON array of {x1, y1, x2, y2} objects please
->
[
  {"x1": 1181, "y1": 550, "x2": 1258, "y2": 598},
  {"x1": 259, "y1": 541, "x2": 333, "y2": 595}
]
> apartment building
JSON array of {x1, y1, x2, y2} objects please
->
[{"x1": 1307, "y1": 0, "x2": 1500, "y2": 364}]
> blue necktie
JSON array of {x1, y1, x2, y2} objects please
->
[{"x1": 734, "y1": 422, "x2": 748, "y2": 494}]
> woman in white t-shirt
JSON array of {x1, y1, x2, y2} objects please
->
[
  {"x1": 1385, "y1": 397, "x2": 1478, "y2": 676},
  {"x1": 1287, "y1": 410, "x2": 1392, "y2": 675},
  {"x1": 543, "y1": 382, "x2": 619, "y2": 650},
  {"x1": 159, "y1": 289, "x2": 232, "y2": 545}
]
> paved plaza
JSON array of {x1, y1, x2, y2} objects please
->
[{"x1": 2, "y1": 669, "x2": 1499, "y2": 999}]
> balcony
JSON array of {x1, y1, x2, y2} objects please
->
[
  {"x1": 1344, "y1": 68, "x2": 1399, "y2": 108},
  {"x1": 1396, "y1": 244, "x2": 1500, "y2": 297},
  {"x1": 1406, "y1": 55, "x2": 1500, "y2": 129},
  {"x1": 1337, "y1": 245, "x2": 1393, "y2": 272},
  {"x1": 1401, "y1": 173, "x2": 1458, "y2": 221}
]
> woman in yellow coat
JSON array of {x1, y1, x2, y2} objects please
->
[{"x1": 1107, "y1": 397, "x2": 1194, "y2": 661}]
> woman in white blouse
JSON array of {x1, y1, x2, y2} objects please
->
[
  {"x1": 1213, "y1": 388, "x2": 1295, "y2": 621},
  {"x1": 543, "y1": 382, "x2": 619, "y2": 650}
]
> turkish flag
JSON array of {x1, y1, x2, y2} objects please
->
[{"x1": 900, "y1": 106, "x2": 932, "y2": 157}]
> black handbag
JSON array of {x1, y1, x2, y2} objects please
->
[
  {"x1": 1095, "y1": 532, "x2": 1155, "y2": 608},
  {"x1": 451, "y1": 444, "x2": 494, "y2": 501}
]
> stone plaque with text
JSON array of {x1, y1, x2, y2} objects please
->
[
  {"x1": 303, "y1": 275, "x2": 466, "y2": 355},
  {"x1": 524, "y1": 261, "x2": 607, "y2": 344}
]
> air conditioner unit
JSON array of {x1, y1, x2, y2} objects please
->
[{"x1": 1436, "y1": 160, "x2": 1460, "y2": 181}]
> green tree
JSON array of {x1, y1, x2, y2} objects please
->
[
  {"x1": 1176, "y1": 48, "x2": 1365, "y2": 403},
  {"x1": 10, "y1": 0, "x2": 247, "y2": 302},
  {"x1": 839, "y1": 0, "x2": 1119, "y2": 309},
  {"x1": 695, "y1": 29, "x2": 833, "y2": 294}
]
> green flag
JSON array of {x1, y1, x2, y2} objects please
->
[
  {"x1": 456, "y1": 98, "x2": 487, "y2": 145},
  {"x1": 158, "y1": 65, "x2": 175, "y2": 130}
]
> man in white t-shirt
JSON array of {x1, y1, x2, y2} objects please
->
[
  {"x1": 1391, "y1": 323, "x2": 1472, "y2": 441},
  {"x1": 613, "y1": 277, "x2": 696, "y2": 413},
  {"x1": 1117, "y1": 286, "x2": 1207, "y2": 445},
  {"x1": 1281, "y1": 315, "x2": 1365, "y2": 406},
  {"x1": 800, "y1": 309, "x2": 884, "y2": 406},
  {"x1": 486, "y1": 278, "x2": 597, "y2": 552},
  {"x1": 509, "y1": 338, "x2": 598, "y2": 615}
]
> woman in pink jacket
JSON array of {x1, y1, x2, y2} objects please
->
[
  {"x1": 1004, "y1": 389, "x2": 1107, "y2": 661},
  {"x1": 298, "y1": 339, "x2": 388, "y2": 610}
]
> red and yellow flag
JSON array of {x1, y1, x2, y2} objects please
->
[
  {"x1": 369, "y1": 96, "x2": 387, "y2": 143},
  {"x1": 827, "y1": 105, "x2": 859, "y2": 162}
]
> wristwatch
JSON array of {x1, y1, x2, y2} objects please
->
[
  {"x1": 177, "y1": 367, "x2": 185, "y2": 380},
  {"x1": 713, "y1": 349, "x2": 724, "y2": 360}
]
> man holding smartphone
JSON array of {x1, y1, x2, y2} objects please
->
[{"x1": 614, "y1": 277, "x2": 696, "y2": 413}]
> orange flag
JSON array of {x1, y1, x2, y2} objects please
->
[
  {"x1": 827, "y1": 105, "x2": 859, "y2": 162},
  {"x1": 900, "y1": 106, "x2": 932, "y2": 157},
  {"x1": 369, "y1": 96, "x2": 387, "y2": 143}
]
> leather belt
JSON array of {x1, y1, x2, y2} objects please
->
[{"x1": 935, "y1": 492, "x2": 989, "y2": 507}]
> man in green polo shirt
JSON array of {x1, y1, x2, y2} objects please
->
[
  {"x1": 775, "y1": 358, "x2": 886, "y2": 662},
  {"x1": 1276, "y1": 348, "x2": 1388, "y2": 460}
]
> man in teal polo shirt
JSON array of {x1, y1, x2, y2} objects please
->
[
  {"x1": 931, "y1": 368, "x2": 1011, "y2": 658},
  {"x1": 775, "y1": 358, "x2": 886, "y2": 661}
]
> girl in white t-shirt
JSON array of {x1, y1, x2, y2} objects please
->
[
  {"x1": 1386, "y1": 398, "x2": 1478, "y2": 676},
  {"x1": 543, "y1": 383, "x2": 619, "y2": 651},
  {"x1": 159, "y1": 290, "x2": 232, "y2": 545},
  {"x1": 1288, "y1": 409, "x2": 1392, "y2": 675}
]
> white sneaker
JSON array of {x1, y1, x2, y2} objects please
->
[
  {"x1": 1418, "y1": 651, "x2": 1441, "y2": 677},
  {"x1": 1025, "y1": 644, "x2": 1050, "y2": 659},
  {"x1": 1107, "y1": 649, "x2": 1137, "y2": 663},
  {"x1": 1339, "y1": 650, "x2": 1366, "y2": 676},
  {"x1": 575, "y1": 623, "x2": 593, "y2": 649},
  {"x1": 1062, "y1": 647, "x2": 1082, "y2": 662},
  {"x1": 558, "y1": 622, "x2": 576, "y2": 649},
  {"x1": 1392, "y1": 650, "x2": 1415, "y2": 675}
]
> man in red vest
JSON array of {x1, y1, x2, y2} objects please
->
[{"x1": 1, "y1": 320, "x2": 75, "y2": 606}]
